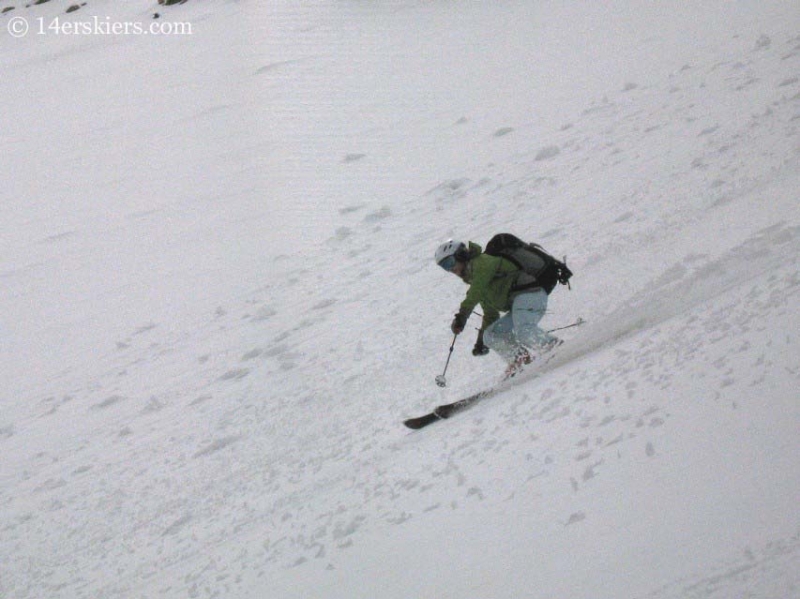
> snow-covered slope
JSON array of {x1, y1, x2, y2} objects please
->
[{"x1": 1, "y1": 1, "x2": 798, "y2": 598}]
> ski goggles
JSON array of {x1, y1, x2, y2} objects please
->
[{"x1": 438, "y1": 255, "x2": 457, "y2": 272}]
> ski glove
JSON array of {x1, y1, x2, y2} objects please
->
[
  {"x1": 451, "y1": 311, "x2": 468, "y2": 335},
  {"x1": 472, "y1": 331, "x2": 490, "y2": 357}
]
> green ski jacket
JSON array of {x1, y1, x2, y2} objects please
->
[{"x1": 458, "y1": 242, "x2": 520, "y2": 331}]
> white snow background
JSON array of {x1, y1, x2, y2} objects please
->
[{"x1": 1, "y1": 0, "x2": 799, "y2": 598}]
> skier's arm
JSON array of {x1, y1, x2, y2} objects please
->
[
  {"x1": 461, "y1": 257, "x2": 506, "y2": 340},
  {"x1": 480, "y1": 305, "x2": 499, "y2": 331},
  {"x1": 459, "y1": 258, "x2": 496, "y2": 320}
]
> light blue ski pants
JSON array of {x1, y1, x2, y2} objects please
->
[{"x1": 483, "y1": 289, "x2": 555, "y2": 362}]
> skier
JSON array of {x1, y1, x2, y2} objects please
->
[{"x1": 435, "y1": 238, "x2": 562, "y2": 376}]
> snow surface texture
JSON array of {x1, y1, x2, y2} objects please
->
[{"x1": 1, "y1": 1, "x2": 799, "y2": 598}]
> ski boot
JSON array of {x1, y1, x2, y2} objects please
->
[{"x1": 504, "y1": 348, "x2": 533, "y2": 379}]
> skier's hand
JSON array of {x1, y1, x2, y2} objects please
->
[
  {"x1": 472, "y1": 330, "x2": 489, "y2": 356},
  {"x1": 472, "y1": 342, "x2": 489, "y2": 356},
  {"x1": 451, "y1": 312, "x2": 467, "y2": 335}
]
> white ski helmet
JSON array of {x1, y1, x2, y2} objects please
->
[{"x1": 435, "y1": 240, "x2": 467, "y2": 271}]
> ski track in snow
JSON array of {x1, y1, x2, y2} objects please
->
[{"x1": 1, "y1": 2, "x2": 799, "y2": 599}]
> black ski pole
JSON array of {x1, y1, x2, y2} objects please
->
[
  {"x1": 435, "y1": 334, "x2": 457, "y2": 387},
  {"x1": 546, "y1": 317, "x2": 585, "y2": 334}
]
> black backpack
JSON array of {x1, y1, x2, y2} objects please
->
[{"x1": 484, "y1": 233, "x2": 573, "y2": 294}]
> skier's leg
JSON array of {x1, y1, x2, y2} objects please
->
[
  {"x1": 483, "y1": 313, "x2": 516, "y2": 362},
  {"x1": 511, "y1": 290, "x2": 557, "y2": 350}
]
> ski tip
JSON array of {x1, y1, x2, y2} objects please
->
[{"x1": 403, "y1": 412, "x2": 440, "y2": 430}]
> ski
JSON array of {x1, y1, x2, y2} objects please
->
[
  {"x1": 403, "y1": 387, "x2": 497, "y2": 429},
  {"x1": 402, "y1": 412, "x2": 441, "y2": 430},
  {"x1": 404, "y1": 317, "x2": 585, "y2": 430}
]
